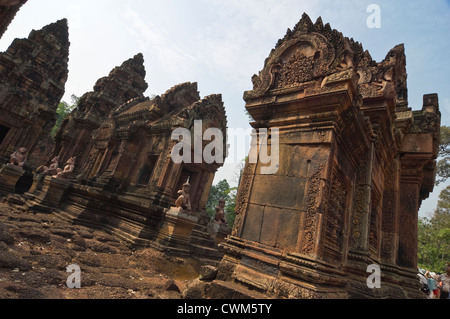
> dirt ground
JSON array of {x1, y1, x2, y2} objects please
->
[{"x1": 0, "y1": 201, "x2": 201, "y2": 299}]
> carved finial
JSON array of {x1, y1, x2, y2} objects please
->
[
  {"x1": 422, "y1": 93, "x2": 439, "y2": 113},
  {"x1": 313, "y1": 17, "x2": 324, "y2": 32},
  {"x1": 31, "y1": 18, "x2": 69, "y2": 48},
  {"x1": 362, "y1": 50, "x2": 373, "y2": 62},
  {"x1": 284, "y1": 28, "x2": 292, "y2": 40},
  {"x1": 294, "y1": 12, "x2": 314, "y2": 33},
  {"x1": 384, "y1": 43, "x2": 405, "y2": 60},
  {"x1": 133, "y1": 52, "x2": 144, "y2": 63}
]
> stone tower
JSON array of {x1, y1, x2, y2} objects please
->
[
  {"x1": 52, "y1": 53, "x2": 148, "y2": 167},
  {"x1": 0, "y1": 18, "x2": 70, "y2": 164}
]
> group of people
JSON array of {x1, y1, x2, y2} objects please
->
[{"x1": 418, "y1": 264, "x2": 450, "y2": 299}]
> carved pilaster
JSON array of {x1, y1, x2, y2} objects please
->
[
  {"x1": 231, "y1": 160, "x2": 257, "y2": 237},
  {"x1": 163, "y1": 162, "x2": 183, "y2": 198},
  {"x1": 380, "y1": 158, "x2": 400, "y2": 264},
  {"x1": 397, "y1": 176, "x2": 420, "y2": 269},
  {"x1": 323, "y1": 170, "x2": 349, "y2": 263},
  {"x1": 349, "y1": 143, "x2": 374, "y2": 253},
  {"x1": 297, "y1": 162, "x2": 326, "y2": 257}
]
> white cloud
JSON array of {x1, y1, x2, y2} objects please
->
[
  {"x1": 121, "y1": 6, "x2": 196, "y2": 83},
  {"x1": 191, "y1": 0, "x2": 321, "y2": 90}
]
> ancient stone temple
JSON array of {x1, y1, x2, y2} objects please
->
[
  {"x1": 0, "y1": 19, "x2": 69, "y2": 164},
  {"x1": 209, "y1": 14, "x2": 440, "y2": 299},
  {"x1": 51, "y1": 53, "x2": 148, "y2": 169},
  {"x1": 24, "y1": 53, "x2": 228, "y2": 263}
]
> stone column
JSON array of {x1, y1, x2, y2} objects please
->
[
  {"x1": 0, "y1": 164, "x2": 24, "y2": 196},
  {"x1": 380, "y1": 158, "x2": 400, "y2": 265},
  {"x1": 162, "y1": 162, "x2": 183, "y2": 198},
  {"x1": 296, "y1": 160, "x2": 329, "y2": 258},
  {"x1": 349, "y1": 142, "x2": 374, "y2": 254}
]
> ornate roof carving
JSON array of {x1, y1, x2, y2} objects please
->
[
  {"x1": 245, "y1": 13, "x2": 407, "y2": 107},
  {"x1": 73, "y1": 53, "x2": 148, "y2": 125}
]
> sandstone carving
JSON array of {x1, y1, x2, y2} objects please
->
[
  {"x1": 37, "y1": 156, "x2": 60, "y2": 176},
  {"x1": 0, "y1": 19, "x2": 69, "y2": 167},
  {"x1": 0, "y1": 6, "x2": 439, "y2": 300},
  {"x1": 204, "y1": 13, "x2": 440, "y2": 300},
  {"x1": 53, "y1": 157, "x2": 75, "y2": 180},
  {"x1": 7, "y1": 147, "x2": 27, "y2": 167},
  {"x1": 21, "y1": 54, "x2": 227, "y2": 263},
  {"x1": 174, "y1": 182, "x2": 192, "y2": 215},
  {"x1": 214, "y1": 199, "x2": 227, "y2": 225}
]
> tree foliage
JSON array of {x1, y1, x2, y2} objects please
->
[
  {"x1": 417, "y1": 125, "x2": 450, "y2": 272},
  {"x1": 51, "y1": 94, "x2": 79, "y2": 137},
  {"x1": 418, "y1": 185, "x2": 450, "y2": 273},
  {"x1": 206, "y1": 179, "x2": 237, "y2": 227}
]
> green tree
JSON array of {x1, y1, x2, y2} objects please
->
[
  {"x1": 51, "y1": 94, "x2": 79, "y2": 137},
  {"x1": 418, "y1": 185, "x2": 450, "y2": 272},
  {"x1": 206, "y1": 179, "x2": 237, "y2": 227},
  {"x1": 418, "y1": 125, "x2": 450, "y2": 272},
  {"x1": 205, "y1": 159, "x2": 245, "y2": 227},
  {"x1": 206, "y1": 179, "x2": 231, "y2": 217}
]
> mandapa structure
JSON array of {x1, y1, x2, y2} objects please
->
[
  {"x1": 198, "y1": 13, "x2": 441, "y2": 299},
  {"x1": 23, "y1": 53, "x2": 228, "y2": 264}
]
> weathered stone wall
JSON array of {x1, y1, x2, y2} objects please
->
[
  {"x1": 0, "y1": 19, "x2": 69, "y2": 165},
  {"x1": 52, "y1": 53, "x2": 148, "y2": 167}
]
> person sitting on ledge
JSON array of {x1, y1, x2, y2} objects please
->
[
  {"x1": 174, "y1": 182, "x2": 192, "y2": 215},
  {"x1": 7, "y1": 147, "x2": 27, "y2": 168},
  {"x1": 53, "y1": 157, "x2": 75, "y2": 180}
]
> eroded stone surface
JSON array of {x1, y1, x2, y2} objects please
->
[
  {"x1": 0, "y1": 202, "x2": 200, "y2": 299},
  {"x1": 0, "y1": 19, "x2": 69, "y2": 165}
]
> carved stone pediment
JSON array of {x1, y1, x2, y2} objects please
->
[
  {"x1": 251, "y1": 33, "x2": 336, "y2": 96},
  {"x1": 246, "y1": 13, "x2": 369, "y2": 101}
]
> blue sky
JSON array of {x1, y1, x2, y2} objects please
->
[{"x1": 1, "y1": 0, "x2": 449, "y2": 216}]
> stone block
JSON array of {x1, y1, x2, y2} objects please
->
[
  {"x1": 26, "y1": 176, "x2": 71, "y2": 211},
  {"x1": 0, "y1": 164, "x2": 24, "y2": 196},
  {"x1": 154, "y1": 208, "x2": 198, "y2": 255}
]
